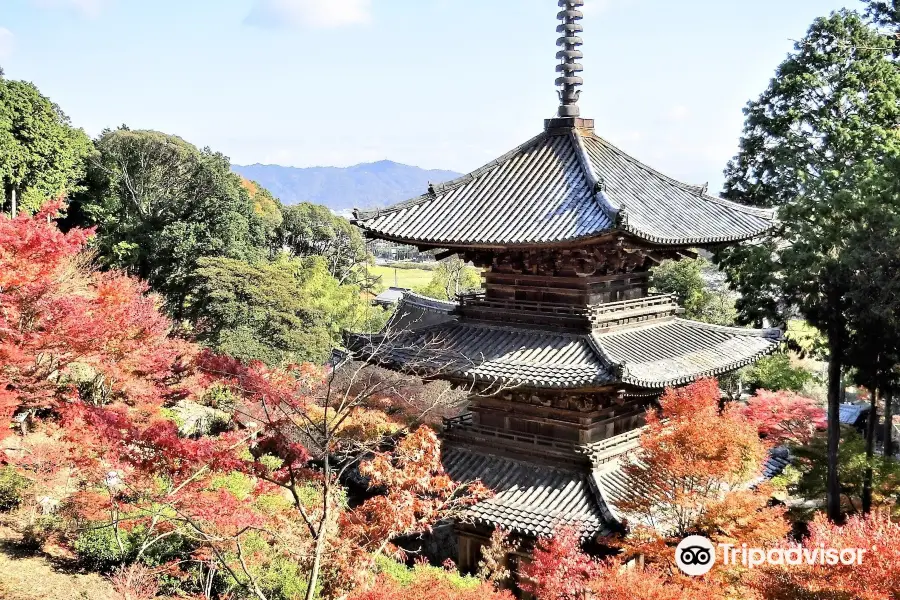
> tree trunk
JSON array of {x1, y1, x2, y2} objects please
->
[
  {"x1": 884, "y1": 392, "x2": 894, "y2": 458},
  {"x1": 862, "y1": 388, "x2": 878, "y2": 514},
  {"x1": 10, "y1": 187, "x2": 16, "y2": 218},
  {"x1": 305, "y1": 470, "x2": 330, "y2": 600},
  {"x1": 826, "y1": 326, "x2": 844, "y2": 523}
]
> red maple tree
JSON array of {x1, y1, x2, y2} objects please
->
[
  {"x1": 0, "y1": 202, "x2": 196, "y2": 440},
  {"x1": 741, "y1": 389, "x2": 826, "y2": 445},
  {"x1": 755, "y1": 514, "x2": 900, "y2": 600},
  {"x1": 1, "y1": 210, "x2": 487, "y2": 600}
]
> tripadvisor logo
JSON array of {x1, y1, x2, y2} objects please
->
[
  {"x1": 675, "y1": 534, "x2": 872, "y2": 576},
  {"x1": 675, "y1": 535, "x2": 716, "y2": 576}
]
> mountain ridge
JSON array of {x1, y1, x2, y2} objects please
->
[{"x1": 232, "y1": 160, "x2": 461, "y2": 213}]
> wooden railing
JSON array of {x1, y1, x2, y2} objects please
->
[
  {"x1": 443, "y1": 414, "x2": 581, "y2": 454},
  {"x1": 456, "y1": 292, "x2": 679, "y2": 325},
  {"x1": 589, "y1": 294, "x2": 677, "y2": 315},
  {"x1": 456, "y1": 293, "x2": 589, "y2": 317}
]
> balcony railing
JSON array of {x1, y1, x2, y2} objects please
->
[
  {"x1": 456, "y1": 292, "x2": 679, "y2": 325},
  {"x1": 443, "y1": 414, "x2": 581, "y2": 454}
]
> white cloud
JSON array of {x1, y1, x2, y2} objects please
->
[
  {"x1": 245, "y1": 0, "x2": 373, "y2": 29},
  {"x1": 0, "y1": 28, "x2": 13, "y2": 60},
  {"x1": 31, "y1": 0, "x2": 108, "y2": 18}
]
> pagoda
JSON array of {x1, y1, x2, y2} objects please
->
[{"x1": 349, "y1": 0, "x2": 781, "y2": 571}]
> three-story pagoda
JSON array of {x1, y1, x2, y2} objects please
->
[{"x1": 349, "y1": 0, "x2": 780, "y2": 569}]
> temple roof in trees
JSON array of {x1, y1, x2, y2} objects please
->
[
  {"x1": 348, "y1": 292, "x2": 781, "y2": 391},
  {"x1": 441, "y1": 434, "x2": 792, "y2": 539},
  {"x1": 353, "y1": 127, "x2": 774, "y2": 248}
]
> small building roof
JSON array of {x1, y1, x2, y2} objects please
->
[
  {"x1": 839, "y1": 403, "x2": 870, "y2": 426},
  {"x1": 373, "y1": 286, "x2": 409, "y2": 306},
  {"x1": 349, "y1": 292, "x2": 781, "y2": 390},
  {"x1": 353, "y1": 127, "x2": 773, "y2": 248}
]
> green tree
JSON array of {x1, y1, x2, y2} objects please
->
[
  {"x1": 69, "y1": 128, "x2": 280, "y2": 313},
  {"x1": 414, "y1": 256, "x2": 481, "y2": 301},
  {"x1": 745, "y1": 353, "x2": 814, "y2": 393},
  {"x1": 0, "y1": 78, "x2": 93, "y2": 215},
  {"x1": 648, "y1": 257, "x2": 736, "y2": 326},
  {"x1": 836, "y1": 159, "x2": 900, "y2": 511},
  {"x1": 782, "y1": 427, "x2": 900, "y2": 515},
  {"x1": 186, "y1": 255, "x2": 386, "y2": 366},
  {"x1": 277, "y1": 202, "x2": 369, "y2": 285},
  {"x1": 716, "y1": 11, "x2": 900, "y2": 521}
]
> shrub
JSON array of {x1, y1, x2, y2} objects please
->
[
  {"x1": 75, "y1": 522, "x2": 191, "y2": 571},
  {"x1": 208, "y1": 472, "x2": 255, "y2": 500},
  {"x1": 0, "y1": 466, "x2": 29, "y2": 511},
  {"x1": 218, "y1": 533, "x2": 311, "y2": 600},
  {"x1": 74, "y1": 525, "x2": 138, "y2": 570},
  {"x1": 374, "y1": 555, "x2": 483, "y2": 591},
  {"x1": 111, "y1": 564, "x2": 159, "y2": 600}
]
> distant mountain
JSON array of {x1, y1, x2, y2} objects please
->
[{"x1": 232, "y1": 160, "x2": 462, "y2": 213}]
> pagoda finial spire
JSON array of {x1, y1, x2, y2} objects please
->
[{"x1": 556, "y1": 0, "x2": 584, "y2": 118}]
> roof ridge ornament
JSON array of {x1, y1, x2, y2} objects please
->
[{"x1": 556, "y1": 0, "x2": 585, "y2": 118}]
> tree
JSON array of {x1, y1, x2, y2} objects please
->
[
  {"x1": 716, "y1": 10, "x2": 900, "y2": 521},
  {"x1": 186, "y1": 255, "x2": 385, "y2": 366},
  {"x1": 1, "y1": 210, "x2": 489, "y2": 599},
  {"x1": 277, "y1": 202, "x2": 369, "y2": 286},
  {"x1": 414, "y1": 256, "x2": 481, "y2": 301},
  {"x1": 785, "y1": 426, "x2": 900, "y2": 515},
  {"x1": 741, "y1": 390, "x2": 825, "y2": 445},
  {"x1": 755, "y1": 514, "x2": 900, "y2": 600},
  {"x1": 648, "y1": 258, "x2": 736, "y2": 326},
  {"x1": 68, "y1": 128, "x2": 279, "y2": 313},
  {"x1": 0, "y1": 78, "x2": 93, "y2": 215},
  {"x1": 837, "y1": 165, "x2": 900, "y2": 511},
  {"x1": 616, "y1": 379, "x2": 774, "y2": 537},
  {"x1": 743, "y1": 353, "x2": 814, "y2": 394},
  {"x1": 518, "y1": 527, "x2": 601, "y2": 600},
  {"x1": 863, "y1": 0, "x2": 900, "y2": 54},
  {"x1": 197, "y1": 354, "x2": 489, "y2": 599},
  {"x1": 520, "y1": 526, "x2": 726, "y2": 600},
  {"x1": 0, "y1": 202, "x2": 193, "y2": 439}
]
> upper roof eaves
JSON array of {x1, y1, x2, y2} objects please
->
[{"x1": 352, "y1": 127, "x2": 774, "y2": 248}]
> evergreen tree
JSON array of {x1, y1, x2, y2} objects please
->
[
  {"x1": 716, "y1": 11, "x2": 900, "y2": 521},
  {"x1": 70, "y1": 128, "x2": 280, "y2": 314},
  {"x1": 0, "y1": 78, "x2": 93, "y2": 215}
]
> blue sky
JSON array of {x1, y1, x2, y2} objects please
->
[{"x1": 1, "y1": 0, "x2": 851, "y2": 192}]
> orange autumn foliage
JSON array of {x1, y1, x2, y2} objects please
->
[{"x1": 617, "y1": 378, "x2": 772, "y2": 537}]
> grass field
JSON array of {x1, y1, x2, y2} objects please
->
[{"x1": 368, "y1": 264, "x2": 435, "y2": 290}]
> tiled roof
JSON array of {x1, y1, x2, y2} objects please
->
[
  {"x1": 592, "y1": 319, "x2": 783, "y2": 388},
  {"x1": 373, "y1": 286, "x2": 409, "y2": 306},
  {"x1": 839, "y1": 403, "x2": 870, "y2": 426},
  {"x1": 592, "y1": 446, "x2": 794, "y2": 525},
  {"x1": 581, "y1": 136, "x2": 775, "y2": 245},
  {"x1": 354, "y1": 128, "x2": 773, "y2": 248},
  {"x1": 442, "y1": 441, "x2": 790, "y2": 539},
  {"x1": 382, "y1": 291, "x2": 458, "y2": 333},
  {"x1": 442, "y1": 446, "x2": 617, "y2": 538},
  {"x1": 349, "y1": 312, "x2": 781, "y2": 390},
  {"x1": 353, "y1": 321, "x2": 616, "y2": 389}
]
